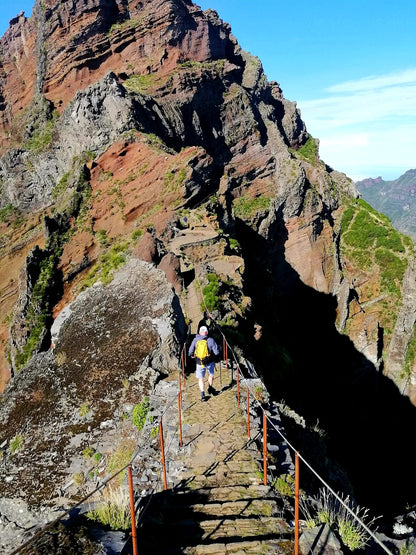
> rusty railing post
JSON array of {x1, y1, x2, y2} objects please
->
[
  {"x1": 159, "y1": 418, "x2": 168, "y2": 490},
  {"x1": 295, "y1": 451, "x2": 300, "y2": 555},
  {"x1": 263, "y1": 410, "x2": 267, "y2": 486},
  {"x1": 178, "y1": 393, "x2": 183, "y2": 447},
  {"x1": 247, "y1": 386, "x2": 250, "y2": 438},
  {"x1": 181, "y1": 351, "x2": 185, "y2": 385},
  {"x1": 178, "y1": 370, "x2": 183, "y2": 410},
  {"x1": 128, "y1": 465, "x2": 138, "y2": 555},
  {"x1": 236, "y1": 364, "x2": 240, "y2": 405}
]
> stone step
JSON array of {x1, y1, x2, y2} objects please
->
[
  {"x1": 137, "y1": 515, "x2": 292, "y2": 553},
  {"x1": 139, "y1": 486, "x2": 279, "y2": 519},
  {"x1": 171, "y1": 484, "x2": 274, "y2": 504},
  {"x1": 181, "y1": 538, "x2": 294, "y2": 554},
  {"x1": 142, "y1": 497, "x2": 279, "y2": 523}
]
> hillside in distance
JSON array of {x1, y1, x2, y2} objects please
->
[{"x1": 356, "y1": 169, "x2": 416, "y2": 239}]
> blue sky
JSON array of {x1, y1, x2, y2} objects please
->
[{"x1": 2, "y1": 0, "x2": 415, "y2": 181}]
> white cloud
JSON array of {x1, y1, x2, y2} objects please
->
[
  {"x1": 327, "y1": 68, "x2": 416, "y2": 93},
  {"x1": 296, "y1": 68, "x2": 416, "y2": 180}
]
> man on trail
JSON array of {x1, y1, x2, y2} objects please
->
[{"x1": 189, "y1": 325, "x2": 219, "y2": 401}]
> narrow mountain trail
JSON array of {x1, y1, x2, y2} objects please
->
[
  {"x1": 136, "y1": 361, "x2": 294, "y2": 554},
  {"x1": 183, "y1": 279, "x2": 203, "y2": 335}
]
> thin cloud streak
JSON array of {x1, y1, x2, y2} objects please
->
[
  {"x1": 327, "y1": 68, "x2": 416, "y2": 93},
  {"x1": 299, "y1": 83, "x2": 416, "y2": 129}
]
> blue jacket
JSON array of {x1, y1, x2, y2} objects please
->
[{"x1": 189, "y1": 334, "x2": 219, "y2": 358}]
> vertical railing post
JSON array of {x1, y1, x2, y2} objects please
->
[
  {"x1": 295, "y1": 451, "x2": 300, "y2": 555},
  {"x1": 159, "y1": 419, "x2": 168, "y2": 491},
  {"x1": 263, "y1": 410, "x2": 267, "y2": 486},
  {"x1": 236, "y1": 364, "x2": 240, "y2": 405},
  {"x1": 178, "y1": 370, "x2": 182, "y2": 410},
  {"x1": 181, "y1": 351, "x2": 185, "y2": 385},
  {"x1": 178, "y1": 393, "x2": 183, "y2": 447},
  {"x1": 246, "y1": 386, "x2": 250, "y2": 438},
  {"x1": 128, "y1": 465, "x2": 138, "y2": 555}
]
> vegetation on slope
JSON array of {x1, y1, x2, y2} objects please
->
[{"x1": 340, "y1": 198, "x2": 413, "y2": 351}]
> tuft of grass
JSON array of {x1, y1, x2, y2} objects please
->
[
  {"x1": 79, "y1": 403, "x2": 90, "y2": 417},
  {"x1": 10, "y1": 434, "x2": 23, "y2": 453},
  {"x1": 106, "y1": 440, "x2": 135, "y2": 477},
  {"x1": 73, "y1": 472, "x2": 85, "y2": 486},
  {"x1": 300, "y1": 488, "x2": 379, "y2": 552},
  {"x1": 82, "y1": 242, "x2": 129, "y2": 289},
  {"x1": 87, "y1": 487, "x2": 131, "y2": 530}
]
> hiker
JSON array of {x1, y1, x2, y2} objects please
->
[
  {"x1": 197, "y1": 310, "x2": 212, "y2": 333},
  {"x1": 189, "y1": 325, "x2": 219, "y2": 401}
]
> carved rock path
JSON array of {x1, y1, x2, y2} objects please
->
[{"x1": 137, "y1": 367, "x2": 293, "y2": 554}]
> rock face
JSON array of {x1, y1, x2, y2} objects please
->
[
  {"x1": 0, "y1": 258, "x2": 185, "y2": 550},
  {"x1": 1, "y1": 0, "x2": 416, "y2": 537}
]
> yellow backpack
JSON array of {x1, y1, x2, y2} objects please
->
[{"x1": 194, "y1": 338, "x2": 210, "y2": 367}]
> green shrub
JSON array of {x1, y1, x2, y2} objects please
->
[
  {"x1": 274, "y1": 474, "x2": 295, "y2": 497},
  {"x1": 131, "y1": 229, "x2": 143, "y2": 241},
  {"x1": 202, "y1": 273, "x2": 220, "y2": 312},
  {"x1": 375, "y1": 248, "x2": 407, "y2": 295},
  {"x1": 82, "y1": 447, "x2": 95, "y2": 459},
  {"x1": 0, "y1": 204, "x2": 18, "y2": 223},
  {"x1": 132, "y1": 397, "x2": 150, "y2": 431},
  {"x1": 123, "y1": 74, "x2": 158, "y2": 94},
  {"x1": 229, "y1": 238, "x2": 241, "y2": 253},
  {"x1": 233, "y1": 196, "x2": 270, "y2": 220},
  {"x1": 294, "y1": 135, "x2": 319, "y2": 165},
  {"x1": 53, "y1": 172, "x2": 70, "y2": 199},
  {"x1": 96, "y1": 229, "x2": 110, "y2": 247}
]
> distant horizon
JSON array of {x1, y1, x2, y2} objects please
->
[{"x1": 1, "y1": 0, "x2": 415, "y2": 182}]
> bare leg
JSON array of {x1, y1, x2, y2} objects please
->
[{"x1": 198, "y1": 377, "x2": 205, "y2": 392}]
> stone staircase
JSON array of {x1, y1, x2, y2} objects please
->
[{"x1": 134, "y1": 367, "x2": 295, "y2": 554}]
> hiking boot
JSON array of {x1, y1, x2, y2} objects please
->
[
  {"x1": 208, "y1": 385, "x2": 217, "y2": 396},
  {"x1": 200, "y1": 391, "x2": 206, "y2": 401}
]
